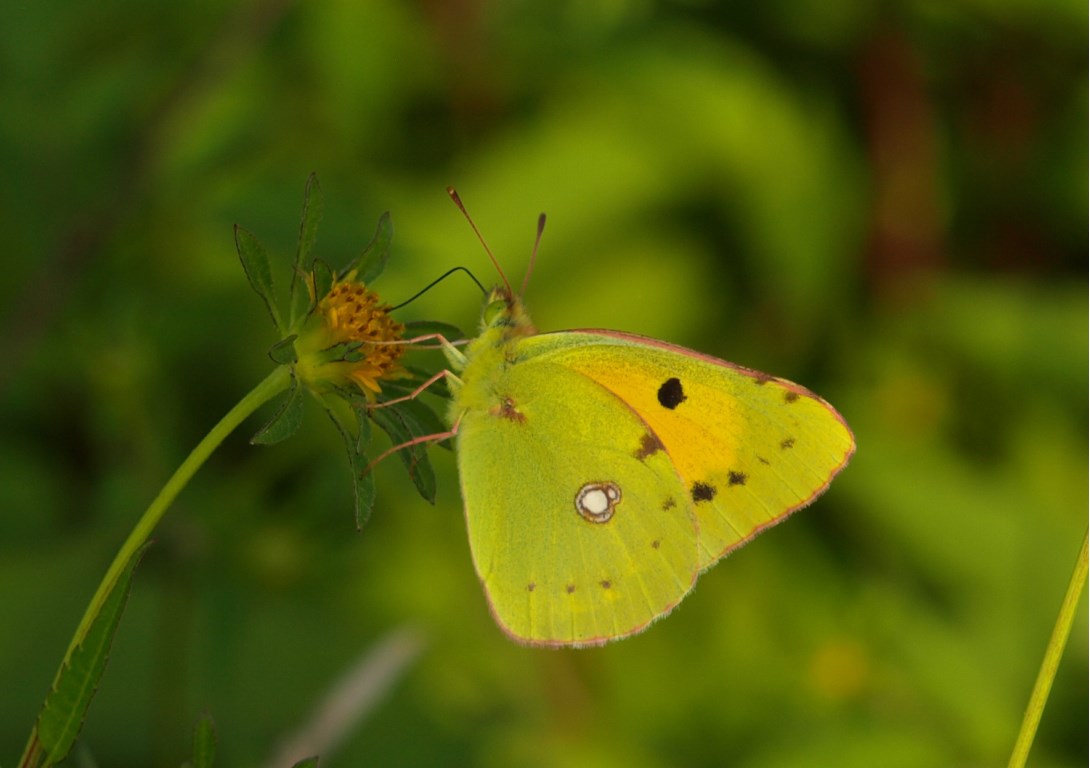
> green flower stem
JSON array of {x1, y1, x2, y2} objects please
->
[
  {"x1": 64, "y1": 365, "x2": 291, "y2": 656},
  {"x1": 1007, "y1": 528, "x2": 1088, "y2": 768},
  {"x1": 19, "y1": 365, "x2": 291, "y2": 768}
]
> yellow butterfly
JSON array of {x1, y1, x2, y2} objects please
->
[{"x1": 437, "y1": 190, "x2": 854, "y2": 648}]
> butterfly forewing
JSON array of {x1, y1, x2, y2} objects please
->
[{"x1": 522, "y1": 331, "x2": 856, "y2": 571}]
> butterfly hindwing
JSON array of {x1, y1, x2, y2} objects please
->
[{"x1": 456, "y1": 356, "x2": 700, "y2": 647}]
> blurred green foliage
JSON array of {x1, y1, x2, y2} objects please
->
[{"x1": 0, "y1": 1, "x2": 1085, "y2": 766}]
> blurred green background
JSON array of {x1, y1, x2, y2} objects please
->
[{"x1": 1, "y1": 1, "x2": 1086, "y2": 766}]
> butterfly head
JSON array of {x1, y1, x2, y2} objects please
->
[{"x1": 481, "y1": 285, "x2": 537, "y2": 338}]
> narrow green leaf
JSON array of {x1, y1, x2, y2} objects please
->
[
  {"x1": 370, "y1": 404, "x2": 438, "y2": 503},
  {"x1": 376, "y1": 390, "x2": 449, "y2": 444},
  {"x1": 350, "y1": 407, "x2": 376, "y2": 529},
  {"x1": 290, "y1": 174, "x2": 325, "y2": 325},
  {"x1": 37, "y1": 544, "x2": 149, "y2": 764},
  {"x1": 189, "y1": 712, "x2": 217, "y2": 768},
  {"x1": 309, "y1": 258, "x2": 335, "y2": 316},
  {"x1": 296, "y1": 173, "x2": 324, "y2": 271},
  {"x1": 401, "y1": 320, "x2": 466, "y2": 344},
  {"x1": 348, "y1": 212, "x2": 393, "y2": 285},
  {"x1": 355, "y1": 403, "x2": 373, "y2": 448},
  {"x1": 323, "y1": 399, "x2": 377, "y2": 529},
  {"x1": 329, "y1": 383, "x2": 374, "y2": 417},
  {"x1": 369, "y1": 403, "x2": 412, "y2": 447},
  {"x1": 339, "y1": 341, "x2": 369, "y2": 363},
  {"x1": 407, "y1": 401, "x2": 449, "y2": 449},
  {"x1": 235, "y1": 225, "x2": 283, "y2": 332},
  {"x1": 268, "y1": 335, "x2": 298, "y2": 365},
  {"x1": 251, "y1": 374, "x2": 304, "y2": 445},
  {"x1": 305, "y1": 340, "x2": 356, "y2": 367}
]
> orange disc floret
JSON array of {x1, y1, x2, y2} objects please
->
[{"x1": 296, "y1": 272, "x2": 405, "y2": 396}]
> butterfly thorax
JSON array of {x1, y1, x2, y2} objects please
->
[{"x1": 448, "y1": 287, "x2": 537, "y2": 425}]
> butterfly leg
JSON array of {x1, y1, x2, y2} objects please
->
[
  {"x1": 371, "y1": 330, "x2": 468, "y2": 373},
  {"x1": 369, "y1": 368, "x2": 462, "y2": 410},
  {"x1": 367, "y1": 331, "x2": 467, "y2": 412},
  {"x1": 365, "y1": 411, "x2": 464, "y2": 473},
  {"x1": 373, "y1": 331, "x2": 467, "y2": 361}
]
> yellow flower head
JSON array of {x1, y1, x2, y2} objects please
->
[{"x1": 295, "y1": 271, "x2": 405, "y2": 397}]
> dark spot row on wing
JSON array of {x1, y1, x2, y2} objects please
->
[
  {"x1": 690, "y1": 471, "x2": 746, "y2": 501},
  {"x1": 749, "y1": 371, "x2": 810, "y2": 405},
  {"x1": 525, "y1": 577, "x2": 620, "y2": 594}
]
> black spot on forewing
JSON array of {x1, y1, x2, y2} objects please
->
[
  {"x1": 600, "y1": 580, "x2": 612, "y2": 589},
  {"x1": 784, "y1": 391, "x2": 800, "y2": 403},
  {"x1": 757, "y1": 456, "x2": 770, "y2": 465},
  {"x1": 780, "y1": 437, "x2": 796, "y2": 450},
  {"x1": 651, "y1": 539, "x2": 661, "y2": 549},
  {"x1": 634, "y1": 432, "x2": 664, "y2": 461},
  {"x1": 527, "y1": 582, "x2": 536, "y2": 592},
  {"x1": 661, "y1": 497, "x2": 677, "y2": 511},
  {"x1": 728, "y1": 471, "x2": 747, "y2": 486},
  {"x1": 691, "y1": 482, "x2": 717, "y2": 503},
  {"x1": 657, "y1": 377, "x2": 687, "y2": 409},
  {"x1": 566, "y1": 584, "x2": 576, "y2": 594}
]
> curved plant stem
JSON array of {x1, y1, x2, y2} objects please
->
[
  {"x1": 19, "y1": 365, "x2": 291, "y2": 768},
  {"x1": 1007, "y1": 528, "x2": 1088, "y2": 768}
]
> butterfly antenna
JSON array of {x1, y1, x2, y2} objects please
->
[
  {"x1": 519, "y1": 212, "x2": 546, "y2": 299},
  {"x1": 446, "y1": 187, "x2": 512, "y2": 295},
  {"x1": 387, "y1": 266, "x2": 487, "y2": 311}
]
